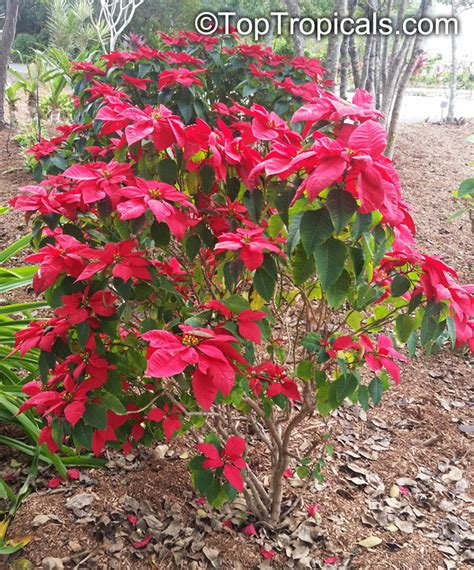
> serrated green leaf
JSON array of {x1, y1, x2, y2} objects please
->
[
  {"x1": 313, "y1": 238, "x2": 347, "y2": 290},
  {"x1": 368, "y1": 377, "x2": 384, "y2": 406},
  {"x1": 326, "y1": 187, "x2": 357, "y2": 234},
  {"x1": 254, "y1": 255, "x2": 277, "y2": 301},
  {"x1": 327, "y1": 269, "x2": 350, "y2": 308},
  {"x1": 300, "y1": 209, "x2": 333, "y2": 256},
  {"x1": 391, "y1": 274, "x2": 411, "y2": 297}
]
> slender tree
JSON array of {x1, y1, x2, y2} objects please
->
[
  {"x1": 325, "y1": 0, "x2": 348, "y2": 90},
  {"x1": 284, "y1": 0, "x2": 305, "y2": 56},
  {"x1": 446, "y1": 0, "x2": 473, "y2": 122},
  {"x1": 0, "y1": 0, "x2": 21, "y2": 126}
]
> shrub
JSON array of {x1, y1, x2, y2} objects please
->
[
  {"x1": 10, "y1": 31, "x2": 473, "y2": 525},
  {"x1": 11, "y1": 32, "x2": 47, "y2": 63}
]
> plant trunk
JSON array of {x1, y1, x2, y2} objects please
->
[
  {"x1": 283, "y1": 0, "x2": 305, "y2": 56},
  {"x1": 8, "y1": 102, "x2": 17, "y2": 127},
  {"x1": 339, "y1": 35, "x2": 349, "y2": 99},
  {"x1": 381, "y1": 35, "x2": 412, "y2": 123},
  {"x1": 348, "y1": 35, "x2": 361, "y2": 88},
  {"x1": 447, "y1": 2, "x2": 457, "y2": 123},
  {"x1": 360, "y1": 33, "x2": 374, "y2": 90},
  {"x1": 0, "y1": 0, "x2": 21, "y2": 126},
  {"x1": 386, "y1": 0, "x2": 433, "y2": 157},
  {"x1": 325, "y1": 0, "x2": 348, "y2": 92}
]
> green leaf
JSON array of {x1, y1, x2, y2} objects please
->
[
  {"x1": 0, "y1": 301, "x2": 46, "y2": 315},
  {"x1": 329, "y1": 374, "x2": 358, "y2": 407},
  {"x1": 349, "y1": 246, "x2": 364, "y2": 279},
  {"x1": 368, "y1": 377, "x2": 384, "y2": 406},
  {"x1": 326, "y1": 187, "x2": 357, "y2": 234},
  {"x1": 354, "y1": 284, "x2": 381, "y2": 310},
  {"x1": 296, "y1": 359, "x2": 313, "y2": 380},
  {"x1": 292, "y1": 244, "x2": 315, "y2": 284},
  {"x1": 286, "y1": 212, "x2": 304, "y2": 255},
  {"x1": 358, "y1": 385, "x2": 369, "y2": 410},
  {"x1": 327, "y1": 269, "x2": 350, "y2": 308},
  {"x1": 313, "y1": 238, "x2": 347, "y2": 290},
  {"x1": 0, "y1": 234, "x2": 31, "y2": 264},
  {"x1": 76, "y1": 320, "x2": 90, "y2": 349},
  {"x1": 185, "y1": 234, "x2": 201, "y2": 260},
  {"x1": 446, "y1": 316, "x2": 456, "y2": 349},
  {"x1": 254, "y1": 255, "x2": 277, "y2": 301},
  {"x1": 195, "y1": 468, "x2": 221, "y2": 504},
  {"x1": 72, "y1": 422, "x2": 93, "y2": 450},
  {"x1": 150, "y1": 220, "x2": 171, "y2": 247},
  {"x1": 158, "y1": 158, "x2": 178, "y2": 184},
  {"x1": 300, "y1": 209, "x2": 333, "y2": 256},
  {"x1": 420, "y1": 301, "x2": 441, "y2": 347},
  {"x1": 199, "y1": 164, "x2": 216, "y2": 194},
  {"x1": 82, "y1": 404, "x2": 107, "y2": 430},
  {"x1": 274, "y1": 186, "x2": 296, "y2": 226},
  {"x1": 301, "y1": 332, "x2": 321, "y2": 353},
  {"x1": 395, "y1": 314, "x2": 415, "y2": 343},
  {"x1": 391, "y1": 274, "x2": 411, "y2": 297},
  {"x1": 351, "y1": 212, "x2": 372, "y2": 239},
  {"x1": 101, "y1": 391, "x2": 126, "y2": 414},
  {"x1": 244, "y1": 190, "x2": 264, "y2": 222},
  {"x1": 458, "y1": 177, "x2": 474, "y2": 198}
]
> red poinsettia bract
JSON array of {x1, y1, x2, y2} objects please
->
[{"x1": 197, "y1": 436, "x2": 246, "y2": 491}]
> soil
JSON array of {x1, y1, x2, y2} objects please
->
[{"x1": 1, "y1": 121, "x2": 473, "y2": 569}]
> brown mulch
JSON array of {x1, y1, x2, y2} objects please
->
[{"x1": 1, "y1": 121, "x2": 473, "y2": 569}]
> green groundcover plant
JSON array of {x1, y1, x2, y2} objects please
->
[{"x1": 10, "y1": 31, "x2": 473, "y2": 525}]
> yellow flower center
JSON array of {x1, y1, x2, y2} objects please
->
[
  {"x1": 182, "y1": 334, "x2": 200, "y2": 346},
  {"x1": 242, "y1": 234, "x2": 252, "y2": 244},
  {"x1": 152, "y1": 110, "x2": 162, "y2": 120},
  {"x1": 113, "y1": 254, "x2": 122, "y2": 263},
  {"x1": 149, "y1": 188, "x2": 162, "y2": 199}
]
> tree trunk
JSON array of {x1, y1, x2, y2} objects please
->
[
  {"x1": 380, "y1": 0, "x2": 393, "y2": 98},
  {"x1": 339, "y1": 35, "x2": 349, "y2": 99},
  {"x1": 447, "y1": 2, "x2": 457, "y2": 122},
  {"x1": 283, "y1": 0, "x2": 304, "y2": 57},
  {"x1": 347, "y1": 0, "x2": 360, "y2": 88},
  {"x1": 325, "y1": 0, "x2": 348, "y2": 92},
  {"x1": 386, "y1": 0, "x2": 433, "y2": 157},
  {"x1": 381, "y1": 35, "x2": 412, "y2": 122},
  {"x1": 348, "y1": 35, "x2": 361, "y2": 88},
  {"x1": 0, "y1": 0, "x2": 21, "y2": 126},
  {"x1": 360, "y1": 34, "x2": 374, "y2": 90}
]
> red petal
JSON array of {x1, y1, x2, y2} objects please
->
[
  {"x1": 131, "y1": 535, "x2": 152, "y2": 549},
  {"x1": 196, "y1": 443, "x2": 220, "y2": 461},
  {"x1": 223, "y1": 464, "x2": 244, "y2": 492},
  {"x1": 163, "y1": 414, "x2": 181, "y2": 441},
  {"x1": 242, "y1": 524, "x2": 257, "y2": 536},
  {"x1": 224, "y1": 435, "x2": 246, "y2": 459},
  {"x1": 48, "y1": 477, "x2": 63, "y2": 489},
  {"x1": 192, "y1": 369, "x2": 219, "y2": 411},
  {"x1": 64, "y1": 400, "x2": 86, "y2": 427},
  {"x1": 146, "y1": 407, "x2": 166, "y2": 422},
  {"x1": 260, "y1": 547, "x2": 276, "y2": 559},
  {"x1": 67, "y1": 468, "x2": 79, "y2": 480}
]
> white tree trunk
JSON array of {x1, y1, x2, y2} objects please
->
[
  {"x1": 283, "y1": 0, "x2": 304, "y2": 56},
  {"x1": 447, "y1": 2, "x2": 457, "y2": 122},
  {"x1": 325, "y1": 0, "x2": 348, "y2": 91},
  {"x1": 0, "y1": 0, "x2": 20, "y2": 125}
]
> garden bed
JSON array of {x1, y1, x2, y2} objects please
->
[{"x1": 2, "y1": 120, "x2": 473, "y2": 569}]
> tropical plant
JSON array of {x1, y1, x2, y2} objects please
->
[
  {"x1": 4, "y1": 83, "x2": 22, "y2": 127},
  {"x1": 8, "y1": 62, "x2": 44, "y2": 120},
  {"x1": 10, "y1": 31, "x2": 473, "y2": 526},
  {"x1": 452, "y1": 134, "x2": 474, "y2": 232},
  {"x1": 46, "y1": 0, "x2": 108, "y2": 55}
]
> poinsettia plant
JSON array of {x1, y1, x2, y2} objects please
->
[{"x1": 11, "y1": 30, "x2": 473, "y2": 525}]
